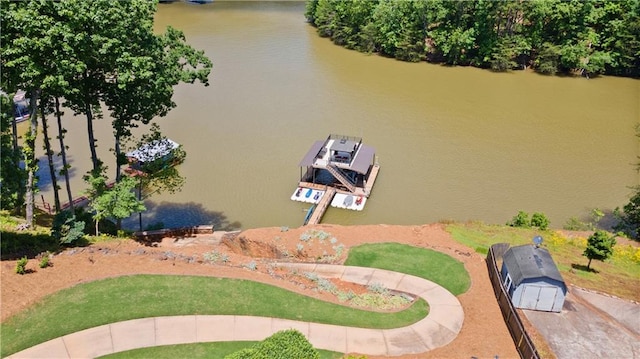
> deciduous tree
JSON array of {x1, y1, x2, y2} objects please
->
[
  {"x1": 0, "y1": 95, "x2": 25, "y2": 212},
  {"x1": 87, "y1": 173, "x2": 144, "y2": 236},
  {"x1": 126, "y1": 124, "x2": 186, "y2": 231}
]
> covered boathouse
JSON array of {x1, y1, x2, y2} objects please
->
[
  {"x1": 298, "y1": 134, "x2": 378, "y2": 197},
  {"x1": 292, "y1": 134, "x2": 380, "y2": 225},
  {"x1": 501, "y1": 244, "x2": 567, "y2": 313}
]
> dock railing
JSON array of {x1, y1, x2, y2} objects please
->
[
  {"x1": 328, "y1": 134, "x2": 362, "y2": 144},
  {"x1": 486, "y1": 243, "x2": 540, "y2": 359}
]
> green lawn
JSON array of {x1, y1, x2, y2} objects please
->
[
  {"x1": 1, "y1": 275, "x2": 428, "y2": 357},
  {"x1": 344, "y1": 242, "x2": 471, "y2": 295},
  {"x1": 100, "y1": 342, "x2": 343, "y2": 359},
  {"x1": 101, "y1": 342, "x2": 256, "y2": 359},
  {"x1": 2, "y1": 240, "x2": 472, "y2": 358},
  {"x1": 99, "y1": 242, "x2": 472, "y2": 358}
]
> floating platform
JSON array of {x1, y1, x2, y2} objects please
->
[
  {"x1": 290, "y1": 187, "x2": 325, "y2": 204},
  {"x1": 291, "y1": 187, "x2": 366, "y2": 211},
  {"x1": 331, "y1": 193, "x2": 366, "y2": 211}
]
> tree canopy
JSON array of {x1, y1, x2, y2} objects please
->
[
  {"x1": 1, "y1": 0, "x2": 211, "y2": 229},
  {"x1": 0, "y1": 95, "x2": 25, "y2": 211},
  {"x1": 305, "y1": 0, "x2": 640, "y2": 77}
]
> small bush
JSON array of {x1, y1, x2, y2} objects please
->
[
  {"x1": 224, "y1": 329, "x2": 319, "y2": 359},
  {"x1": 367, "y1": 282, "x2": 389, "y2": 295},
  {"x1": 507, "y1": 211, "x2": 550, "y2": 230},
  {"x1": 299, "y1": 233, "x2": 312, "y2": 242},
  {"x1": 37, "y1": 251, "x2": 52, "y2": 268},
  {"x1": 202, "y1": 250, "x2": 229, "y2": 264},
  {"x1": 315, "y1": 230, "x2": 330, "y2": 241},
  {"x1": 316, "y1": 278, "x2": 337, "y2": 293},
  {"x1": 203, "y1": 251, "x2": 221, "y2": 264},
  {"x1": 51, "y1": 210, "x2": 86, "y2": 245},
  {"x1": 337, "y1": 290, "x2": 357, "y2": 302},
  {"x1": 304, "y1": 272, "x2": 319, "y2": 281},
  {"x1": 244, "y1": 261, "x2": 257, "y2": 271},
  {"x1": 15, "y1": 256, "x2": 28, "y2": 275},
  {"x1": 507, "y1": 211, "x2": 530, "y2": 228},
  {"x1": 531, "y1": 212, "x2": 550, "y2": 230}
]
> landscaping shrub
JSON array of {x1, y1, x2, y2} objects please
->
[
  {"x1": 15, "y1": 256, "x2": 28, "y2": 275},
  {"x1": 0, "y1": 230, "x2": 58, "y2": 259},
  {"x1": 224, "y1": 329, "x2": 319, "y2": 359},
  {"x1": 51, "y1": 210, "x2": 86, "y2": 245},
  {"x1": 37, "y1": 251, "x2": 51, "y2": 268}
]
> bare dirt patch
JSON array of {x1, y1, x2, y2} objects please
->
[{"x1": 1, "y1": 223, "x2": 519, "y2": 358}]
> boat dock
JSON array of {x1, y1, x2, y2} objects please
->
[{"x1": 292, "y1": 134, "x2": 380, "y2": 225}]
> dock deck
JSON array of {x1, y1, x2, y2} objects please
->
[
  {"x1": 306, "y1": 187, "x2": 336, "y2": 225},
  {"x1": 363, "y1": 163, "x2": 380, "y2": 196}
]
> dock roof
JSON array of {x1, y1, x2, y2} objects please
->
[
  {"x1": 299, "y1": 140, "x2": 375, "y2": 175},
  {"x1": 299, "y1": 140, "x2": 325, "y2": 167},
  {"x1": 351, "y1": 145, "x2": 375, "y2": 174}
]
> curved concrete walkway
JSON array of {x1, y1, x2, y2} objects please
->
[{"x1": 7, "y1": 264, "x2": 463, "y2": 358}]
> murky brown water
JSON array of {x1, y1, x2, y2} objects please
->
[{"x1": 32, "y1": 1, "x2": 639, "y2": 231}]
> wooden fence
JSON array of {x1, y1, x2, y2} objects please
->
[{"x1": 486, "y1": 243, "x2": 540, "y2": 359}]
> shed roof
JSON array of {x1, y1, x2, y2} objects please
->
[{"x1": 503, "y1": 245, "x2": 565, "y2": 286}]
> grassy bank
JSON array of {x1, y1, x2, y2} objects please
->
[
  {"x1": 447, "y1": 222, "x2": 640, "y2": 302},
  {"x1": 345, "y1": 242, "x2": 471, "y2": 295}
]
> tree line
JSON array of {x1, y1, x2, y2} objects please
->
[
  {"x1": 305, "y1": 0, "x2": 640, "y2": 77},
  {"x1": 1, "y1": 0, "x2": 212, "y2": 233}
]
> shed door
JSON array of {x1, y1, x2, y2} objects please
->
[{"x1": 521, "y1": 285, "x2": 558, "y2": 312}]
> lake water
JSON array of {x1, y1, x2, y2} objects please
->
[{"x1": 32, "y1": 1, "x2": 639, "y2": 231}]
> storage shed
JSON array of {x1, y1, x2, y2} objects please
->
[{"x1": 500, "y1": 245, "x2": 567, "y2": 312}]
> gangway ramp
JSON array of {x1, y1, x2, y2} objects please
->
[{"x1": 305, "y1": 187, "x2": 336, "y2": 225}]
